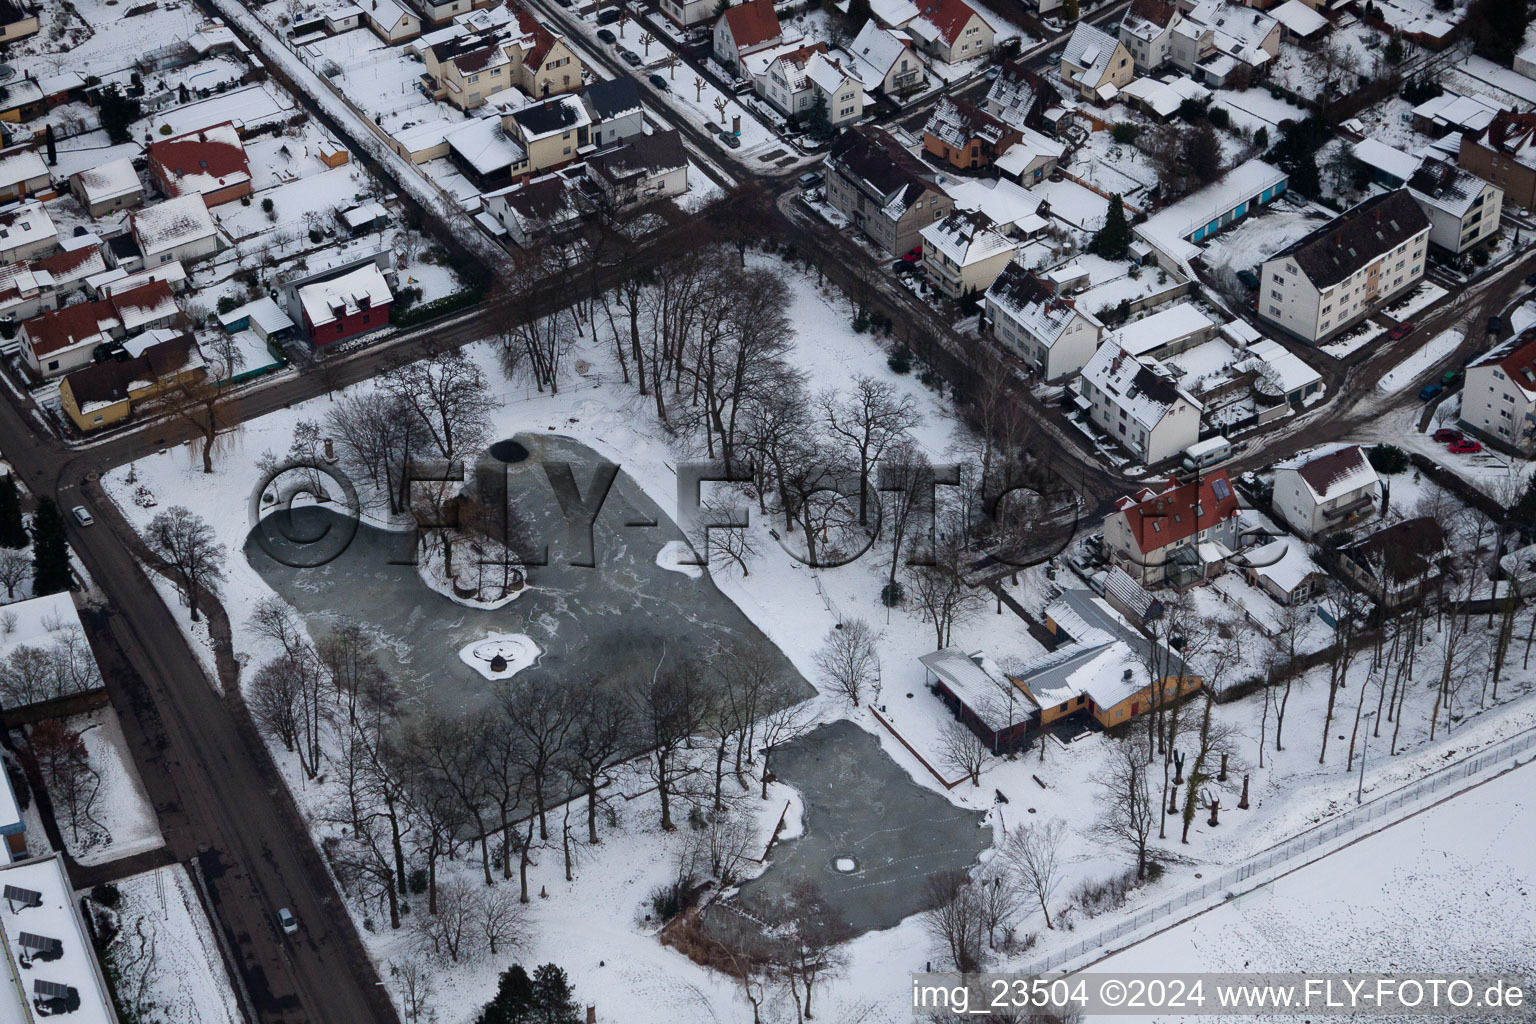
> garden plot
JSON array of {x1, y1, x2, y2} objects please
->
[
  {"x1": 1034, "y1": 178, "x2": 1110, "y2": 232},
  {"x1": 1210, "y1": 87, "x2": 1309, "y2": 134},
  {"x1": 1061, "y1": 136, "x2": 1159, "y2": 206},
  {"x1": 1271, "y1": 21, "x2": 1391, "y2": 101},
  {"x1": 1320, "y1": 318, "x2": 1387, "y2": 359},
  {"x1": 213, "y1": 164, "x2": 375, "y2": 241},
  {"x1": 134, "y1": 83, "x2": 299, "y2": 139},
  {"x1": 1201, "y1": 199, "x2": 1331, "y2": 280},
  {"x1": 1381, "y1": 281, "x2": 1448, "y2": 322},
  {"x1": 3, "y1": 0, "x2": 208, "y2": 78},
  {"x1": 60, "y1": 708, "x2": 164, "y2": 868}
]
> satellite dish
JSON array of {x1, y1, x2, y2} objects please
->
[{"x1": 0, "y1": 64, "x2": 15, "y2": 86}]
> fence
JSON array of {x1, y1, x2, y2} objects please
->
[{"x1": 1019, "y1": 726, "x2": 1536, "y2": 975}]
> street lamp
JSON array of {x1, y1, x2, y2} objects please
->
[{"x1": 1357, "y1": 712, "x2": 1375, "y2": 805}]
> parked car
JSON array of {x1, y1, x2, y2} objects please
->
[
  {"x1": 1525, "y1": 271, "x2": 1536, "y2": 286},
  {"x1": 705, "y1": 121, "x2": 722, "y2": 136},
  {"x1": 891, "y1": 261, "x2": 916, "y2": 276},
  {"x1": 648, "y1": 74, "x2": 668, "y2": 90},
  {"x1": 621, "y1": 50, "x2": 642, "y2": 66},
  {"x1": 1433, "y1": 427, "x2": 1463, "y2": 443},
  {"x1": 797, "y1": 171, "x2": 823, "y2": 189},
  {"x1": 1419, "y1": 383, "x2": 1443, "y2": 400},
  {"x1": 597, "y1": 7, "x2": 622, "y2": 22},
  {"x1": 1448, "y1": 438, "x2": 1483, "y2": 454},
  {"x1": 71, "y1": 505, "x2": 94, "y2": 527},
  {"x1": 1442, "y1": 369, "x2": 1463, "y2": 386},
  {"x1": 722, "y1": 133, "x2": 741, "y2": 148},
  {"x1": 277, "y1": 908, "x2": 298, "y2": 936},
  {"x1": 1236, "y1": 269, "x2": 1260, "y2": 289},
  {"x1": 1488, "y1": 315, "x2": 1503, "y2": 335},
  {"x1": 596, "y1": 27, "x2": 616, "y2": 42},
  {"x1": 1387, "y1": 321, "x2": 1416, "y2": 341},
  {"x1": 901, "y1": 245, "x2": 922, "y2": 263}
]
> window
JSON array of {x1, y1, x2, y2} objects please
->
[
  {"x1": 47, "y1": 359, "x2": 58, "y2": 371},
  {"x1": 1269, "y1": 305, "x2": 1282, "y2": 316}
]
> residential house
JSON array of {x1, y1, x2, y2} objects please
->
[
  {"x1": 69, "y1": 157, "x2": 145, "y2": 217},
  {"x1": 922, "y1": 97, "x2": 1020, "y2": 171},
  {"x1": 847, "y1": 21, "x2": 925, "y2": 98},
  {"x1": 0, "y1": 0, "x2": 37, "y2": 44},
  {"x1": 296, "y1": 263, "x2": 394, "y2": 346},
  {"x1": 1458, "y1": 111, "x2": 1536, "y2": 209},
  {"x1": 985, "y1": 262, "x2": 1103, "y2": 380},
  {"x1": 87, "y1": 260, "x2": 187, "y2": 300},
  {"x1": 0, "y1": 201, "x2": 57, "y2": 264},
  {"x1": 338, "y1": 202, "x2": 388, "y2": 236},
  {"x1": 1461, "y1": 332, "x2": 1536, "y2": 454},
  {"x1": 59, "y1": 334, "x2": 206, "y2": 432},
  {"x1": 587, "y1": 130, "x2": 688, "y2": 208},
  {"x1": 805, "y1": 53, "x2": 863, "y2": 126},
  {"x1": 216, "y1": 296, "x2": 296, "y2": 343},
  {"x1": 1239, "y1": 538, "x2": 1326, "y2": 605},
  {"x1": 823, "y1": 126, "x2": 954, "y2": 256},
  {"x1": 982, "y1": 61, "x2": 1060, "y2": 133},
  {"x1": 504, "y1": 93, "x2": 591, "y2": 174},
  {"x1": 146, "y1": 121, "x2": 253, "y2": 207},
  {"x1": 714, "y1": 0, "x2": 783, "y2": 69},
  {"x1": 425, "y1": 12, "x2": 583, "y2": 110},
  {"x1": 1339, "y1": 517, "x2": 1446, "y2": 608},
  {"x1": 1271, "y1": 443, "x2": 1380, "y2": 538},
  {"x1": 0, "y1": 244, "x2": 106, "y2": 325},
  {"x1": 364, "y1": 0, "x2": 421, "y2": 42},
  {"x1": 324, "y1": 4, "x2": 365, "y2": 33},
  {"x1": 582, "y1": 77, "x2": 645, "y2": 149},
  {"x1": 1062, "y1": 23, "x2": 1134, "y2": 102},
  {"x1": 19, "y1": 279, "x2": 181, "y2": 378},
  {"x1": 483, "y1": 174, "x2": 580, "y2": 246},
  {"x1": 1118, "y1": 75, "x2": 1211, "y2": 120},
  {"x1": 919, "y1": 210, "x2": 1016, "y2": 298},
  {"x1": 903, "y1": 0, "x2": 993, "y2": 64},
  {"x1": 1102, "y1": 471, "x2": 1242, "y2": 587},
  {"x1": 0, "y1": 853, "x2": 123, "y2": 1023},
  {"x1": 661, "y1": 0, "x2": 718, "y2": 29},
  {"x1": 920, "y1": 647, "x2": 1031, "y2": 754},
  {"x1": 748, "y1": 42, "x2": 828, "y2": 121},
  {"x1": 1351, "y1": 138, "x2": 1422, "y2": 189},
  {"x1": 416, "y1": 0, "x2": 489, "y2": 26},
  {"x1": 1015, "y1": 589, "x2": 1202, "y2": 728},
  {"x1": 445, "y1": 116, "x2": 529, "y2": 191},
  {"x1": 0, "y1": 146, "x2": 48, "y2": 203},
  {"x1": 1119, "y1": 0, "x2": 1183, "y2": 73},
  {"x1": 1256, "y1": 189, "x2": 1430, "y2": 344},
  {"x1": 1109, "y1": 301, "x2": 1220, "y2": 360},
  {"x1": 1077, "y1": 343, "x2": 1203, "y2": 465},
  {"x1": 1269, "y1": 0, "x2": 1329, "y2": 39},
  {"x1": 1405, "y1": 157, "x2": 1503, "y2": 254},
  {"x1": 131, "y1": 194, "x2": 221, "y2": 266},
  {"x1": 502, "y1": 5, "x2": 583, "y2": 98},
  {"x1": 1168, "y1": 0, "x2": 1281, "y2": 87}
]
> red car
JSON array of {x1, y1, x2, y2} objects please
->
[
  {"x1": 1448, "y1": 438, "x2": 1483, "y2": 454},
  {"x1": 1387, "y1": 321, "x2": 1416, "y2": 341},
  {"x1": 902, "y1": 245, "x2": 923, "y2": 263},
  {"x1": 1433, "y1": 427, "x2": 1463, "y2": 443}
]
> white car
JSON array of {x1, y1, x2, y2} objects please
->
[
  {"x1": 277, "y1": 907, "x2": 298, "y2": 936},
  {"x1": 71, "y1": 506, "x2": 94, "y2": 527}
]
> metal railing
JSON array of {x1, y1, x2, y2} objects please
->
[{"x1": 1019, "y1": 726, "x2": 1536, "y2": 975}]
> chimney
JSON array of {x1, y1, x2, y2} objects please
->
[{"x1": 586, "y1": 1007, "x2": 597, "y2": 1024}]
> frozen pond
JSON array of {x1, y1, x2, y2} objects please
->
[
  {"x1": 721, "y1": 720, "x2": 991, "y2": 937},
  {"x1": 246, "y1": 433, "x2": 811, "y2": 718}
]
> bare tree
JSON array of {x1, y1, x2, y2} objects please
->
[
  {"x1": 499, "y1": 677, "x2": 575, "y2": 841},
  {"x1": 30, "y1": 719, "x2": 101, "y2": 845},
  {"x1": 475, "y1": 885, "x2": 525, "y2": 957},
  {"x1": 821, "y1": 376, "x2": 919, "y2": 526},
  {"x1": 145, "y1": 506, "x2": 225, "y2": 622},
  {"x1": 0, "y1": 548, "x2": 29, "y2": 598},
  {"x1": 379, "y1": 347, "x2": 495, "y2": 466},
  {"x1": 756, "y1": 688, "x2": 816, "y2": 799},
  {"x1": 1095, "y1": 735, "x2": 1156, "y2": 880},
  {"x1": 1006, "y1": 818, "x2": 1067, "y2": 929},
  {"x1": 627, "y1": 652, "x2": 710, "y2": 831},
  {"x1": 144, "y1": 373, "x2": 229, "y2": 474},
  {"x1": 813, "y1": 619, "x2": 881, "y2": 708},
  {"x1": 411, "y1": 877, "x2": 475, "y2": 963},
  {"x1": 562, "y1": 681, "x2": 632, "y2": 843},
  {"x1": 905, "y1": 537, "x2": 985, "y2": 649},
  {"x1": 937, "y1": 717, "x2": 987, "y2": 786},
  {"x1": 387, "y1": 960, "x2": 434, "y2": 1023},
  {"x1": 920, "y1": 870, "x2": 988, "y2": 972}
]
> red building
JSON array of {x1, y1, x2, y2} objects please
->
[
  {"x1": 296, "y1": 263, "x2": 393, "y2": 346},
  {"x1": 146, "y1": 121, "x2": 253, "y2": 207}
]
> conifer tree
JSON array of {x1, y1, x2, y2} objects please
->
[{"x1": 31, "y1": 498, "x2": 72, "y2": 596}]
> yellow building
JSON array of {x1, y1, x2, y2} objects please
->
[{"x1": 59, "y1": 335, "x2": 206, "y2": 432}]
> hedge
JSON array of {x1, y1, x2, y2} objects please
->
[{"x1": 388, "y1": 288, "x2": 485, "y2": 328}]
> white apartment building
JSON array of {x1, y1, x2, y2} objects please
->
[
  {"x1": 985, "y1": 261, "x2": 1103, "y2": 380},
  {"x1": 1077, "y1": 343, "x2": 1203, "y2": 465},
  {"x1": 1405, "y1": 159, "x2": 1503, "y2": 255},
  {"x1": 1271, "y1": 443, "x2": 1381, "y2": 539},
  {"x1": 1462, "y1": 333, "x2": 1536, "y2": 454},
  {"x1": 1257, "y1": 189, "x2": 1429, "y2": 344}
]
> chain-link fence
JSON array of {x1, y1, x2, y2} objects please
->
[{"x1": 1020, "y1": 727, "x2": 1536, "y2": 975}]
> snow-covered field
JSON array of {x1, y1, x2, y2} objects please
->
[{"x1": 69, "y1": 709, "x2": 164, "y2": 868}]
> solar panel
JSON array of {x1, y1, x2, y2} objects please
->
[
  {"x1": 1212, "y1": 478, "x2": 1231, "y2": 500},
  {"x1": 33, "y1": 979, "x2": 76, "y2": 999},
  {"x1": 2, "y1": 884, "x2": 42, "y2": 907},
  {"x1": 18, "y1": 932, "x2": 62, "y2": 955}
]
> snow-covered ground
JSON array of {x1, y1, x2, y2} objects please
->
[
  {"x1": 1378, "y1": 328, "x2": 1462, "y2": 393},
  {"x1": 69, "y1": 709, "x2": 165, "y2": 868}
]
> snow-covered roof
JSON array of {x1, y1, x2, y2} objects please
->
[
  {"x1": 111, "y1": 280, "x2": 179, "y2": 333},
  {"x1": 147, "y1": 121, "x2": 251, "y2": 200},
  {"x1": 1110, "y1": 301, "x2": 1217, "y2": 357},
  {"x1": 1178, "y1": 0, "x2": 1278, "y2": 66},
  {"x1": 0, "y1": 853, "x2": 119, "y2": 1023},
  {"x1": 367, "y1": 0, "x2": 413, "y2": 25},
  {"x1": 924, "y1": 96, "x2": 1009, "y2": 149},
  {"x1": 1062, "y1": 22, "x2": 1120, "y2": 84},
  {"x1": 920, "y1": 210, "x2": 1016, "y2": 268},
  {"x1": 945, "y1": 177, "x2": 1042, "y2": 229},
  {"x1": 1351, "y1": 138, "x2": 1421, "y2": 184},
  {"x1": 1244, "y1": 337, "x2": 1321, "y2": 395},
  {"x1": 1240, "y1": 538, "x2": 1322, "y2": 595},
  {"x1": 1411, "y1": 91, "x2": 1503, "y2": 134},
  {"x1": 1120, "y1": 0, "x2": 1179, "y2": 41},
  {"x1": 918, "y1": 647, "x2": 1021, "y2": 732},
  {"x1": 131, "y1": 194, "x2": 216, "y2": 258},
  {"x1": 1454, "y1": 55, "x2": 1536, "y2": 107},
  {"x1": 446, "y1": 116, "x2": 527, "y2": 176},
  {"x1": 1021, "y1": 591, "x2": 1188, "y2": 709},
  {"x1": 1269, "y1": 0, "x2": 1327, "y2": 35},
  {"x1": 1407, "y1": 158, "x2": 1493, "y2": 217},
  {"x1": 509, "y1": 94, "x2": 590, "y2": 144},
  {"x1": 992, "y1": 125, "x2": 1064, "y2": 177},
  {"x1": 189, "y1": 21, "x2": 238, "y2": 52},
  {"x1": 1275, "y1": 443, "x2": 1379, "y2": 504},
  {"x1": 71, "y1": 156, "x2": 142, "y2": 205},
  {"x1": 987, "y1": 261, "x2": 1097, "y2": 348},
  {"x1": 298, "y1": 263, "x2": 393, "y2": 329},
  {"x1": 340, "y1": 201, "x2": 388, "y2": 229},
  {"x1": 849, "y1": 20, "x2": 910, "y2": 80},
  {"x1": 393, "y1": 116, "x2": 460, "y2": 154},
  {"x1": 218, "y1": 296, "x2": 295, "y2": 335},
  {"x1": 1119, "y1": 75, "x2": 1209, "y2": 117},
  {"x1": 806, "y1": 52, "x2": 856, "y2": 95},
  {"x1": 1133, "y1": 158, "x2": 1286, "y2": 253},
  {"x1": 0, "y1": 592, "x2": 86, "y2": 665},
  {"x1": 0, "y1": 147, "x2": 47, "y2": 190},
  {"x1": 91, "y1": 260, "x2": 186, "y2": 298},
  {"x1": 871, "y1": 0, "x2": 920, "y2": 25},
  {"x1": 0, "y1": 202, "x2": 56, "y2": 253},
  {"x1": 1081, "y1": 343, "x2": 1202, "y2": 431}
]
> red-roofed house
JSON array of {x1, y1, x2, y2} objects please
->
[
  {"x1": 18, "y1": 279, "x2": 183, "y2": 378},
  {"x1": 1271, "y1": 444, "x2": 1381, "y2": 538},
  {"x1": 1103, "y1": 471, "x2": 1242, "y2": 588},
  {"x1": 906, "y1": 0, "x2": 993, "y2": 63},
  {"x1": 1462, "y1": 332, "x2": 1536, "y2": 455},
  {"x1": 714, "y1": 0, "x2": 784, "y2": 68},
  {"x1": 146, "y1": 121, "x2": 253, "y2": 207}
]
